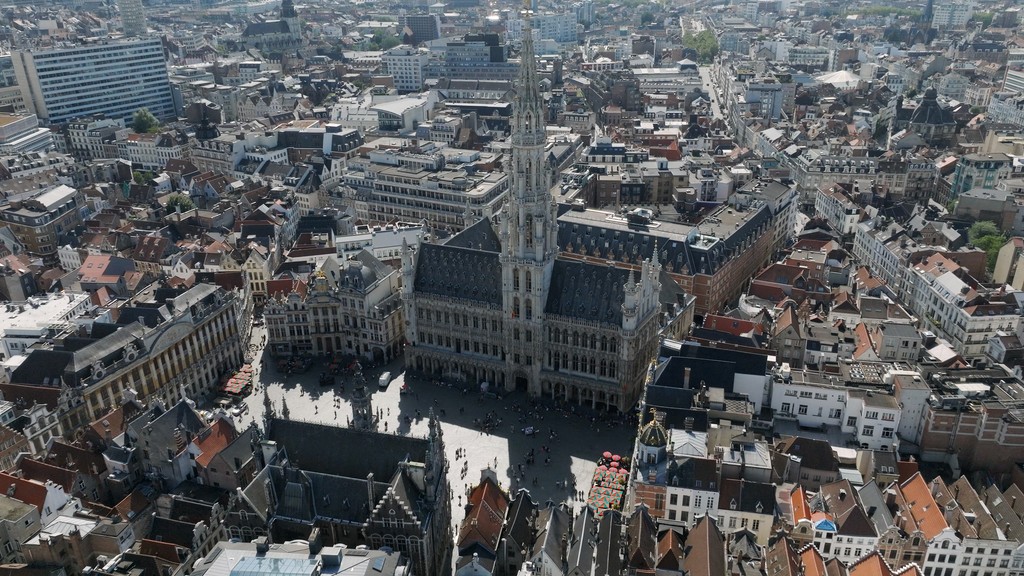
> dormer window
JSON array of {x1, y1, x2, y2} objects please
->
[
  {"x1": 756, "y1": 501, "x2": 764, "y2": 514},
  {"x1": 730, "y1": 499, "x2": 737, "y2": 510}
]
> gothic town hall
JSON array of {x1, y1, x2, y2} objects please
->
[{"x1": 401, "y1": 21, "x2": 691, "y2": 412}]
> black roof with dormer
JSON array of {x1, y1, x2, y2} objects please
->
[{"x1": 545, "y1": 259, "x2": 631, "y2": 325}]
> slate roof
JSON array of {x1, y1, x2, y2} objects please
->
[
  {"x1": 128, "y1": 401, "x2": 207, "y2": 460},
  {"x1": 414, "y1": 243, "x2": 501, "y2": 305},
  {"x1": 593, "y1": 510, "x2": 624, "y2": 576},
  {"x1": 566, "y1": 505, "x2": 595, "y2": 573},
  {"x1": 243, "y1": 20, "x2": 292, "y2": 36},
  {"x1": 501, "y1": 489, "x2": 538, "y2": 551},
  {"x1": 659, "y1": 340, "x2": 768, "y2": 376},
  {"x1": 532, "y1": 503, "x2": 571, "y2": 564},
  {"x1": 626, "y1": 506, "x2": 657, "y2": 569},
  {"x1": 778, "y1": 437, "x2": 839, "y2": 473},
  {"x1": 148, "y1": 516, "x2": 197, "y2": 548},
  {"x1": 445, "y1": 218, "x2": 502, "y2": 252},
  {"x1": 719, "y1": 479, "x2": 775, "y2": 515},
  {"x1": 545, "y1": 259, "x2": 630, "y2": 325},
  {"x1": 266, "y1": 418, "x2": 428, "y2": 481}
]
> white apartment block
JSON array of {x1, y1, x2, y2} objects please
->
[
  {"x1": 853, "y1": 220, "x2": 909, "y2": 297},
  {"x1": 12, "y1": 37, "x2": 175, "y2": 124},
  {"x1": 381, "y1": 46, "x2": 429, "y2": 93},
  {"x1": 771, "y1": 366, "x2": 901, "y2": 451},
  {"x1": 906, "y1": 253, "x2": 1021, "y2": 359},
  {"x1": 506, "y1": 12, "x2": 578, "y2": 44},
  {"x1": 116, "y1": 131, "x2": 190, "y2": 172},
  {"x1": 932, "y1": 1, "x2": 975, "y2": 29},
  {"x1": 815, "y1": 185, "x2": 861, "y2": 237}
]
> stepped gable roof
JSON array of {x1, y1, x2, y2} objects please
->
[
  {"x1": 414, "y1": 243, "x2": 501, "y2": 305},
  {"x1": 502, "y1": 489, "x2": 538, "y2": 549},
  {"x1": 545, "y1": 259, "x2": 630, "y2": 325}
]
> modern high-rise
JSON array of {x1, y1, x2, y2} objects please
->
[
  {"x1": 118, "y1": 0, "x2": 147, "y2": 37},
  {"x1": 12, "y1": 37, "x2": 174, "y2": 124}
]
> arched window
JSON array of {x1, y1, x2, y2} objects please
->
[
  {"x1": 526, "y1": 271, "x2": 532, "y2": 292},
  {"x1": 573, "y1": 332, "x2": 580, "y2": 346},
  {"x1": 513, "y1": 270, "x2": 520, "y2": 290},
  {"x1": 525, "y1": 300, "x2": 533, "y2": 320},
  {"x1": 513, "y1": 297, "x2": 520, "y2": 318},
  {"x1": 600, "y1": 360, "x2": 607, "y2": 376},
  {"x1": 573, "y1": 355, "x2": 579, "y2": 371},
  {"x1": 601, "y1": 336, "x2": 608, "y2": 351},
  {"x1": 610, "y1": 338, "x2": 618, "y2": 353}
]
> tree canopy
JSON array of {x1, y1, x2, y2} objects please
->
[
  {"x1": 969, "y1": 220, "x2": 1005, "y2": 273},
  {"x1": 132, "y1": 108, "x2": 159, "y2": 133},
  {"x1": 166, "y1": 194, "x2": 195, "y2": 214},
  {"x1": 682, "y1": 30, "x2": 719, "y2": 63}
]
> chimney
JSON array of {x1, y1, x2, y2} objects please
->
[
  {"x1": 684, "y1": 417, "x2": 694, "y2": 432},
  {"x1": 366, "y1": 472, "x2": 375, "y2": 505},
  {"x1": 684, "y1": 367, "x2": 692, "y2": 389}
]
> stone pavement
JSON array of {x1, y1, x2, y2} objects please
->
[{"x1": 232, "y1": 324, "x2": 634, "y2": 534}]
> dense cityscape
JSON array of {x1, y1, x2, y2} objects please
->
[{"x1": 0, "y1": 0, "x2": 1021, "y2": 574}]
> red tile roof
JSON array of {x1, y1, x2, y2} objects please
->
[
  {"x1": 0, "y1": 472, "x2": 48, "y2": 513},
  {"x1": 193, "y1": 419, "x2": 238, "y2": 468}
]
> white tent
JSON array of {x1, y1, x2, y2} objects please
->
[{"x1": 816, "y1": 70, "x2": 861, "y2": 90}]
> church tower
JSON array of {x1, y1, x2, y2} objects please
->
[
  {"x1": 281, "y1": 0, "x2": 301, "y2": 44},
  {"x1": 499, "y1": 9, "x2": 558, "y2": 394}
]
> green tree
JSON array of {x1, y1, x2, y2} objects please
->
[
  {"x1": 682, "y1": 30, "x2": 719, "y2": 63},
  {"x1": 973, "y1": 11, "x2": 994, "y2": 28},
  {"x1": 166, "y1": 194, "x2": 195, "y2": 214},
  {"x1": 640, "y1": 11, "x2": 655, "y2": 25},
  {"x1": 132, "y1": 108, "x2": 159, "y2": 133},
  {"x1": 968, "y1": 220, "x2": 1006, "y2": 272},
  {"x1": 969, "y1": 220, "x2": 1001, "y2": 243}
]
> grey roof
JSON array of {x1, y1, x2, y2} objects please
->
[
  {"x1": 129, "y1": 400, "x2": 207, "y2": 457},
  {"x1": 244, "y1": 20, "x2": 292, "y2": 36},
  {"x1": 909, "y1": 90, "x2": 955, "y2": 126},
  {"x1": 266, "y1": 418, "x2": 428, "y2": 481},
  {"x1": 532, "y1": 503, "x2": 571, "y2": 563},
  {"x1": 566, "y1": 505, "x2": 595, "y2": 573},
  {"x1": 593, "y1": 510, "x2": 623, "y2": 576},
  {"x1": 544, "y1": 259, "x2": 630, "y2": 325},
  {"x1": 501, "y1": 489, "x2": 538, "y2": 551},
  {"x1": 413, "y1": 243, "x2": 501, "y2": 304},
  {"x1": 856, "y1": 477, "x2": 897, "y2": 532},
  {"x1": 445, "y1": 218, "x2": 501, "y2": 252},
  {"x1": 242, "y1": 465, "x2": 388, "y2": 525}
]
